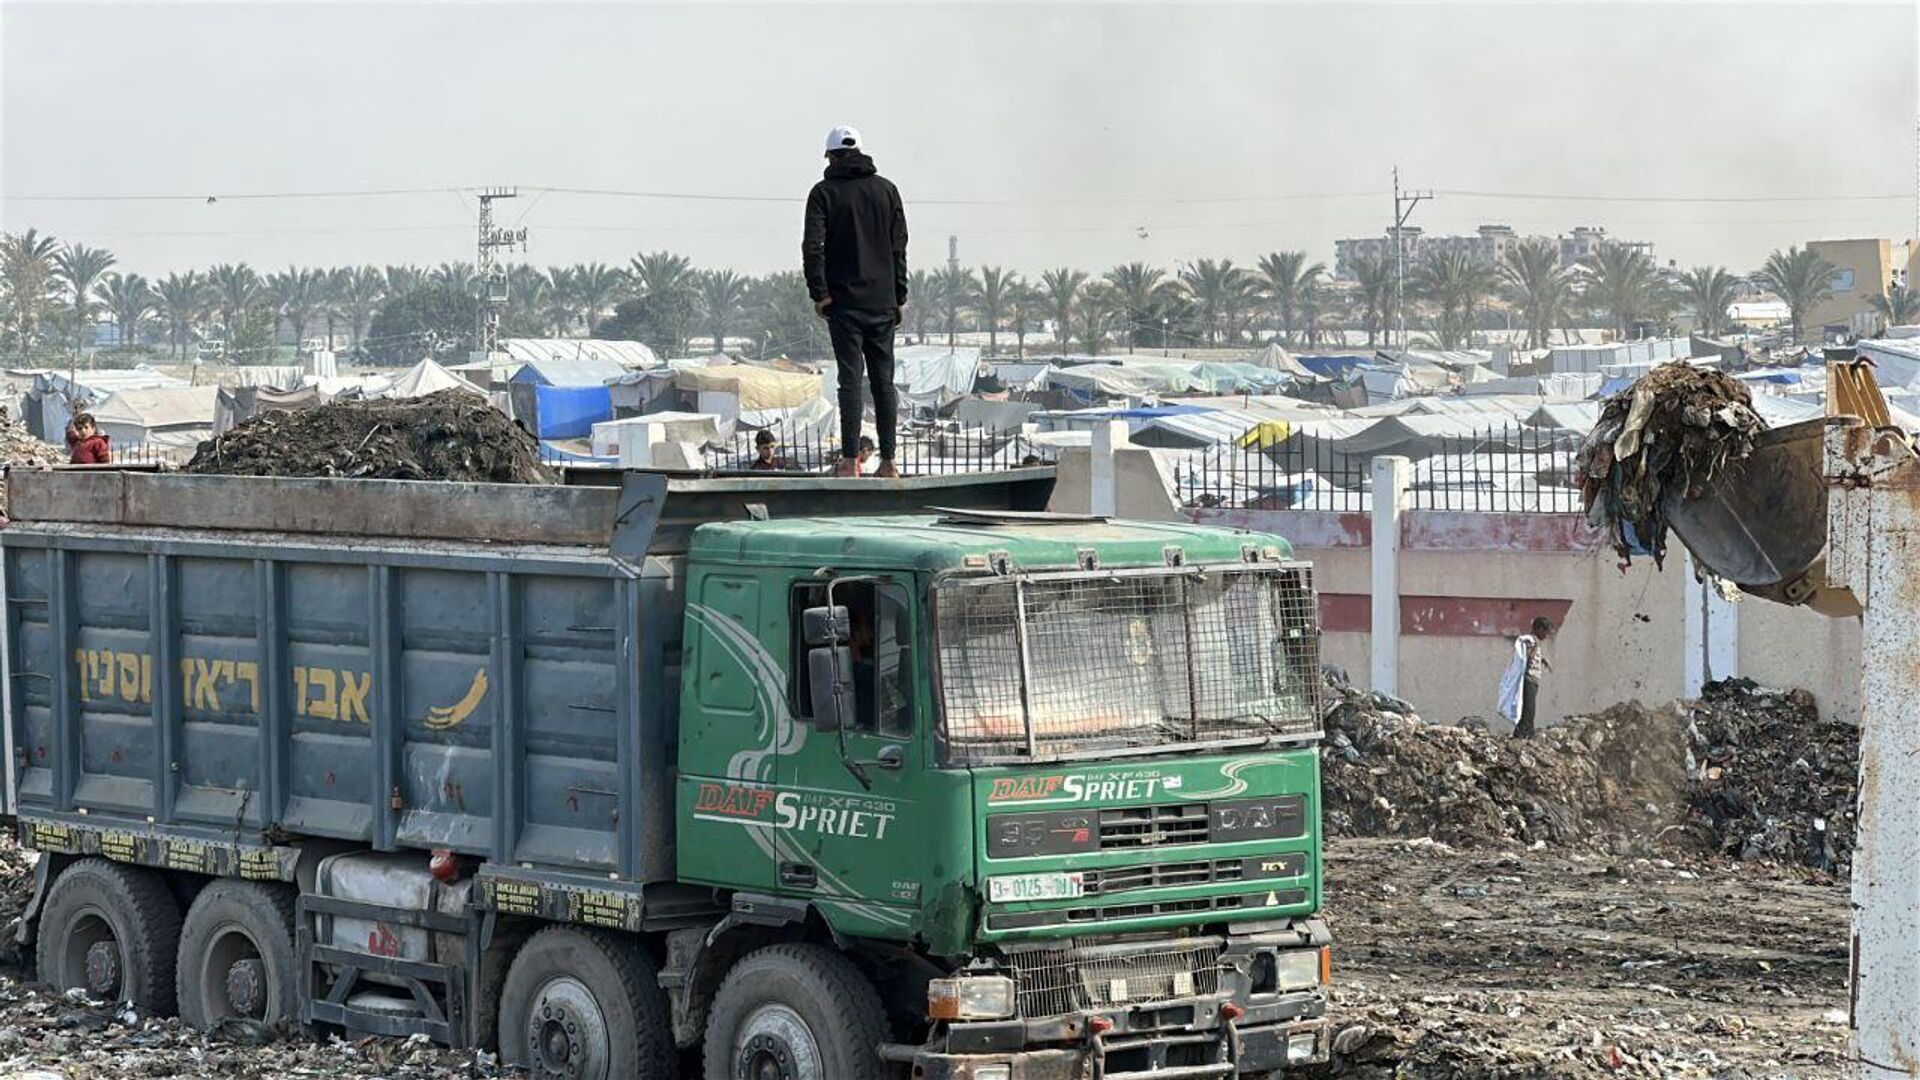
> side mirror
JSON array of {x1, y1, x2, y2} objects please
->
[
  {"x1": 803, "y1": 605, "x2": 850, "y2": 646},
  {"x1": 808, "y1": 645, "x2": 855, "y2": 732}
]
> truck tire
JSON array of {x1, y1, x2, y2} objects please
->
[
  {"x1": 498, "y1": 925, "x2": 674, "y2": 1079},
  {"x1": 175, "y1": 880, "x2": 298, "y2": 1030},
  {"x1": 702, "y1": 943, "x2": 891, "y2": 1080},
  {"x1": 34, "y1": 858, "x2": 181, "y2": 1014}
]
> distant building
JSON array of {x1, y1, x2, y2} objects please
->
[
  {"x1": 1802, "y1": 238, "x2": 1907, "y2": 344},
  {"x1": 1333, "y1": 223, "x2": 1651, "y2": 279}
]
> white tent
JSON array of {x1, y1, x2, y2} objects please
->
[
  {"x1": 893, "y1": 345, "x2": 982, "y2": 408},
  {"x1": 382, "y1": 358, "x2": 483, "y2": 399}
]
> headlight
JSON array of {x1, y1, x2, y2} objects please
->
[
  {"x1": 974, "y1": 1067, "x2": 1013, "y2": 1080},
  {"x1": 1274, "y1": 947, "x2": 1328, "y2": 992},
  {"x1": 927, "y1": 975, "x2": 1017, "y2": 1020}
]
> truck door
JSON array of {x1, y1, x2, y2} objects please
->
[{"x1": 779, "y1": 577, "x2": 925, "y2": 936}]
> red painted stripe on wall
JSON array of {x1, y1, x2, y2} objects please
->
[{"x1": 1320, "y1": 594, "x2": 1575, "y2": 636}]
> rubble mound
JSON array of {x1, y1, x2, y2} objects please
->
[
  {"x1": 185, "y1": 391, "x2": 548, "y2": 484},
  {"x1": 1685, "y1": 677, "x2": 1857, "y2": 874},
  {"x1": 1321, "y1": 675, "x2": 1689, "y2": 851},
  {"x1": 0, "y1": 411, "x2": 68, "y2": 515},
  {"x1": 1575, "y1": 362, "x2": 1764, "y2": 568},
  {"x1": 1321, "y1": 674, "x2": 1862, "y2": 873}
]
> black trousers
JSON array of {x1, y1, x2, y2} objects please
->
[
  {"x1": 1514, "y1": 678, "x2": 1540, "y2": 739},
  {"x1": 827, "y1": 307, "x2": 898, "y2": 460}
]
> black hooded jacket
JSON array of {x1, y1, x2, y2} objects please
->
[{"x1": 803, "y1": 151, "x2": 908, "y2": 313}]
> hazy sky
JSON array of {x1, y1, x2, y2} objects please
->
[{"x1": 3, "y1": 1, "x2": 1916, "y2": 278}]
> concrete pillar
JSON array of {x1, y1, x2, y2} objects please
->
[
  {"x1": 1369, "y1": 456, "x2": 1410, "y2": 696},
  {"x1": 1090, "y1": 420, "x2": 1126, "y2": 517},
  {"x1": 1682, "y1": 552, "x2": 1739, "y2": 696}
]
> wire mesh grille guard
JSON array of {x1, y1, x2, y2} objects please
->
[
  {"x1": 1009, "y1": 938, "x2": 1226, "y2": 1018},
  {"x1": 934, "y1": 565, "x2": 1321, "y2": 758}
]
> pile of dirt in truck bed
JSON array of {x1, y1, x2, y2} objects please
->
[
  {"x1": 184, "y1": 391, "x2": 549, "y2": 484},
  {"x1": 1320, "y1": 674, "x2": 1690, "y2": 852},
  {"x1": 1320, "y1": 675, "x2": 1858, "y2": 870},
  {"x1": 1575, "y1": 362, "x2": 1765, "y2": 569}
]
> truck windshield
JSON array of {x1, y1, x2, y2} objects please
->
[{"x1": 933, "y1": 565, "x2": 1321, "y2": 762}]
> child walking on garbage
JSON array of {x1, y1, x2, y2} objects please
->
[{"x1": 1498, "y1": 616, "x2": 1555, "y2": 738}]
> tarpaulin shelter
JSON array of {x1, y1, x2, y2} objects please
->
[
  {"x1": 1241, "y1": 343, "x2": 1329, "y2": 383},
  {"x1": 892, "y1": 345, "x2": 981, "y2": 409},
  {"x1": 523, "y1": 384, "x2": 613, "y2": 439},
  {"x1": 383, "y1": 358, "x2": 483, "y2": 399},
  {"x1": 23, "y1": 368, "x2": 190, "y2": 441},
  {"x1": 499, "y1": 338, "x2": 658, "y2": 371},
  {"x1": 509, "y1": 355, "x2": 629, "y2": 388},
  {"x1": 673, "y1": 364, "x2": 822, "y2": 411},
  {"x1": 214, "y1": 384, "x2": 329, "y2": 435},
  {"x1": 92, "y1": 386, "x2": 220, "y2": 449}
]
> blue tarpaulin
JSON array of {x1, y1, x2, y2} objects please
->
[
  {"x1": 1295, "y1": 355, "x2": 1359, "y2": 378},
  {"x1": 532, "y1": 385, "x2": 612, "y2": 439}
]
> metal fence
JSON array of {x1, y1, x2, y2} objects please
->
[{"x1": 1173, "y1": 422, "x2": 1584, "y2": 514}]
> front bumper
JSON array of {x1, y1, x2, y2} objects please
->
[{"x1": 910, "y1": 1015, "x2": 1331, "y2": 1080}]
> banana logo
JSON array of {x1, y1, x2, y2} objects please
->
[{"x1": 425, "y1": 670, "x2": 489, "y2": 731}]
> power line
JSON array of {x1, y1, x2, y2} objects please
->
[
  {"x1": 1437, "y1": 188, "x2": 1911, "y2": 204},
  {"x1": 0, "y1": 187, "x2": 468, "y2": 203}
]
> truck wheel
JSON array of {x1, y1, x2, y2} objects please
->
[
  {"x1": 34, "y1": 858, "x2": 181, "y2": 1014},
  {"x1": 175, "y1": 880, "x2": 298, "y2": 1030},
  {"x1": 498, "y1": 926, "x2": 674, "y2": 1079},
  {"x1": 702, "y1": 943, "x2": 890, "y2": 1080}
]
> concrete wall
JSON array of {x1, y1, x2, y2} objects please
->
[
  {"x1": 1191, "y1": 507, "x2": 1864, "y2": 728},
  {"x1": 1805, "y1": 238, "x2": 1899, "y2": 343}
]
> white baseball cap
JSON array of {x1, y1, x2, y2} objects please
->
[{"x1": 824, "y1": 124, "x2": 862, "y2": 153}]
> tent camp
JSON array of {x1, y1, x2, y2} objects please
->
[
  {"x1": 92, "y1": 386, "x2": 221, "y2": 449},
  {"x1": 382, "y1": 358, "x2": 483, "y2": 399},
  {"x1": 892, "y1": 345, "x2": 981, "y2": 409},
  {"x1": 673, "y1": 363, "x2": 823, "y2": 411},
  {"x1": 498, "y1": 338, "x2": 658, "y2": 372}
]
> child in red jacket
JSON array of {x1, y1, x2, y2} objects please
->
[{"x1": 65, "y1": 413, "x2": 109, "y2": 464}]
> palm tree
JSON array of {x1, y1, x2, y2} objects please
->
[
  {"x1": 905, "y1": 269, "x2": 936, "y2": 342},
  {"x1": 53, "y1": 242, "x2": 115, "y2": 357},
  {"x1": 1180, "y1": 258, "x2": 1254, "y2": 346},
  {"x1": 1679, "y1": 266, "x2": 1741, "y2": 338},
  {"x1": 209, "y1": 263, "x2": 262, "y2": 343},
  {"x1": 153, "y1": 272, "x2": 207, "y2": 361},
  {"x1": 931, "y1": 266, "x2": 978, "y2": 347},
  {"x1": 265, "y1": 266, "x2": 324, "y2": 351},
  {"x1": 1350, "y1": 254, "x2": 1395, "y2": 347},
  {"x1": 1256, "y1": 251, "x2": 1325, "y2": 346},
  {"x1": 94, "y1": 272, "x2": 153, "y2": 348},
  {"x1": 383, "y1": 264, "x2": 425, "y2": 297},
  {"x1": 1, "y1": 229, "x2": 63, "y2": 352},
  {"x1": 697, "y1": 270, "x2": 750, "y2": 354},
  {"x1": 630, "y1": 251, "x2": 699, "y2": 355},
  {"x1": 1413, "y1": 249, "x2": 1498, "y2": 349},
  {"x1": 339, "y1": 267, "x2": 385, "y2": 348},
  {"x1": 1006, "y1": 281, "x2": 1042, "y2": 359},
  {"x1": 1583, "y1": 243, "x2": 1672, "y2": 339},
  {"x1": 1497, "y1": 238, "x2": 1571, "y2": 350},
  {"x1": 430, "y1": 261, "x2": 478, "y2": 295},
  {"x1": 574, "y1": 263, "x2": 627, "y2": 335},
  {"x1": 974, "y1": 267, "x2": 1014, "y2": 356},
  {"x1": 1039, "y1": 268, "x2": 1087, "y2": 353},
  {"x1": 1867, "y1": 284, "x2": 1920, "y2": 330},
  {"x1": 1077, "y1": 283, "x2": 1119, "y2": 356},
  {"x1": 1757, "y1": 246, "x2": 1838, "y2": 342},
  {"x1": 1102, "y1": 262, "x2": 1178, "y2": 350}
]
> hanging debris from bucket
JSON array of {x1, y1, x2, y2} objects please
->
[{"x1": 1574, "y1": 362, "x2": 1765, "y2": 568}]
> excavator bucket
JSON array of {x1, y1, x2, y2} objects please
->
[
  {"x1": 1665, "y1": 360, "x2": 1889, "y2": 612},
  {"x1": 1661, "y1": 417, "x2": 1832, "y2": 606}
]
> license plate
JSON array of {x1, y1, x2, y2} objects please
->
[{"x1": 989, "y1": 872, "x2": 1085, "y2": 903}]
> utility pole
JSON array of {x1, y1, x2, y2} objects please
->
[
  {"x1": 1391, "y1": 167, "x2": 1432, "y2": 351},
  {"x1": 475, "y1": 187, "x2": 527, "y2": 360}
]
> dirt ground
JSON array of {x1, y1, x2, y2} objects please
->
[{"x1": 1320, "y1": 837, "x2": 1850, "y2": 1079}]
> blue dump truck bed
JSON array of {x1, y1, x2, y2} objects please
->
[{"x1": 1, "y1": 467, "x2": 1054, "y2": 888}]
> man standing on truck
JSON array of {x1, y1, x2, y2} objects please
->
[{"x1": 803, "y1": 123, "x2": 908, "y2": 479}]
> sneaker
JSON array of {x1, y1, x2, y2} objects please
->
[{"x1": 875, "y1": 460, "x2": 900, "y2": 479}]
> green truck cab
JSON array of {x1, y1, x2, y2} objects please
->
[
  {"x1": 2, "y1": 469, "x2": 1327, "y2": 1080},
  {"x1": 676, "y1": 513, "x2": 1329, "y2": 1079}
]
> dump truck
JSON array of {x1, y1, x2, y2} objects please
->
[
  {"x1": 0, "y1": 466, "x2": 1331, "y2": 1080},
  {"x1": 1661, "y1": 368, "x2": 1915, "y2": 1080}
]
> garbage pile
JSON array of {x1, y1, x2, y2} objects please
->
[
  {"x1": 1684, "y1": 677, "x2": 1857, "y2": 874},
  {"x1": 1321, "y1": 672, "x2": 1861, "y2": 872},
  {"x1": 1575, "y1": 363, "x2": 1765, "y2": 568},
  {"x1": 185, "y1": 391, "x2": 549, "y2": 484},
  {"x1": 1320, "y1": 673, "x2": 1689, "y2": 851}
]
